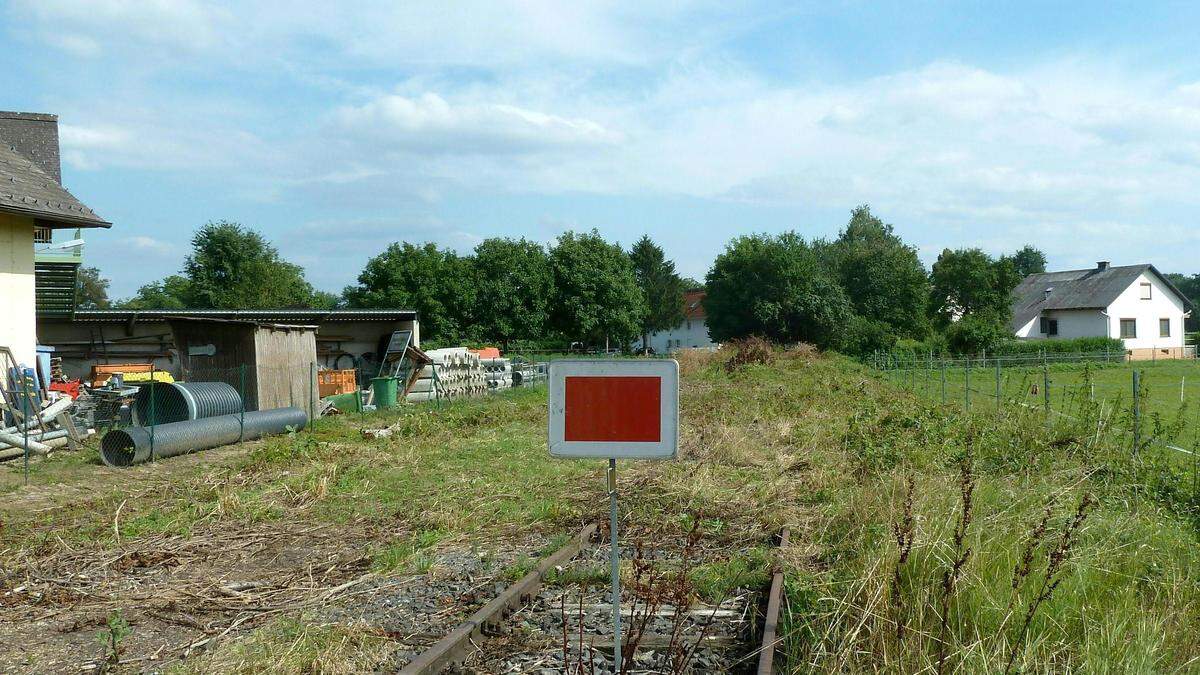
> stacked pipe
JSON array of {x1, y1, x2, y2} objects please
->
[
  {"x1": 406, "y1": 348, "x2": 486, "y2": 403},
  {"x1": 484, "y1": 357, "x2": 512, "y2": 390},
  {"x1": 513, "y1": 361, "x2": 548, "y2": 387}
]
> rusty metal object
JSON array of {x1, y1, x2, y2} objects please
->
[
  {"x1": 400, "y1": 523, "x2": 598, "y2": 674},
  {"x1": 757, "y1": 527, "x2": 790, "y2": 675}
]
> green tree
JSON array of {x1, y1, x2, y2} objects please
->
[
  {"x1": 549, "y1": 230, "x2": 645, "y2": 348},
  {"x1": 118, "y1": 275, "x2": 192, "y2": 309},
  {"x1": 76, "y1": 266, "x2": 111, "y2": 309},
  {"x1": 1007, "y1": 244, "x2": 1048, "y2": 278},
  {"x1": 471, "y1": 238, "x2": 553, "y2": 350},
  {"x1": 827, "y1": 205, "x2": 928, "y2": 339},
  {"x1": 704, "y1": 232, "x2": 854, "y2": 349},
  {"x1": 629, "y1": 235, "x2": 685, "y2": 354},
  {"x1": 1166, "y1": 272, "x2": 1200, "y2": 331},
  {"x1": 928, "y1": 248, "x2": 1021, "y2": 326},
  {"x1": 182, "y1": 221, "x2": 319, "y2": 309},
  {"x1": 343, "y1": 242, "x2": 475, "y2": 343}
]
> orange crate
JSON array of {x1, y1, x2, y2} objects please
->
[{"x1": 318, "y1": 369, "x2": 358, "y2": 397}]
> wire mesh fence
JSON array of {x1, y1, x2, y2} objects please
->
[{"x1": 874, "y1": 351, "x2": 1200, "y2": 472}]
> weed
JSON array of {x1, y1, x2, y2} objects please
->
[
  {"x1": 890, "y1": 472, "x2": 916, "y2": 642},
  {"x1": 1005, "y1": 493, "x2": 1096, "y2": 673},
  {"x1": 96, "y1": 609, "x2": 131, "y2": 671},
  {"x1": 936, "y1": 452, "x2": 975, "y2": 673}
]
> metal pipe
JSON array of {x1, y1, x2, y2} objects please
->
[
  {"x1": 0, "y1": 436, "x2": 69, "y2": 462},
  {"x1": 0, "y1": 431, "x2": 49, "y2": 454},
  {"x1": 101, "y1": 408, "x2": 308, "y2": 467},
  {"x1": 132, "y1": 382, "x2": 243, "y2": 425}
]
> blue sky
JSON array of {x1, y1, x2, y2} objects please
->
[{"x1": 3, "y1": 1, "x2": 1200, "y2": 297}]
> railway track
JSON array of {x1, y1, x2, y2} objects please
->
[{"x1": 398, "y1": 525, "x2": 790, "y2": 674}]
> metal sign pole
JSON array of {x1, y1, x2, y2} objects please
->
[{"x1": 608, "y1": 457, "x2": 622, "y2": 667}]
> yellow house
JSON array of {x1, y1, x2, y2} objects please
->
[{"x1": 0, "y1": 111, "x2": 110, "y2": 367}]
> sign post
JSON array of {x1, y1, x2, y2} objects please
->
[{"x1": 549, "y1": 359, "x2": 679, "y2": 667}]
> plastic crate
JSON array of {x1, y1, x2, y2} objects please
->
[{"x1": 318, "y1": 369, "x2": 358, "y2": 397}]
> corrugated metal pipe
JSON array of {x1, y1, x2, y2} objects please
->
[
  {"x1": 132, "y1": 382, "x2": 243, "y2": 425},
  {"x1": 100, "y1": 408, "x2": 308, "y2": 468}
]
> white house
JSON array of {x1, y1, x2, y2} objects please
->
[
  {"x1": 1010, "y1": 261, "x2": 1194, "y2": 359},
  {"x1": 640, "y1": 289, "x2": 718, "y2": 353},
  {"x1": 0, "y1": 111, "x2": 110, "y2": 368}
]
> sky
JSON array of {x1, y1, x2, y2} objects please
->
[{"x1": 3, "y1": 1, "x2": 1200, "y2": 298}]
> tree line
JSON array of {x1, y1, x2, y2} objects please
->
[
  {"x1": 77, "y1": 210, "x2": 1200, "y2": 354},
  {"x1": 84, "y1": 221, "x2": 688, "y2": 350}
]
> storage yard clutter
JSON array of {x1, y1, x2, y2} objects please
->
[{"x1": 405, "y1": 347, "x2": 486, "y2": 403}]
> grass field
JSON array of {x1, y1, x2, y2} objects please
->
[
  {"x1": 2, "y1": 347, "x2": 1199, "y2": 672},
  {"x1": 884, "y1": 358, "x2": 1200, "y2": 451}
]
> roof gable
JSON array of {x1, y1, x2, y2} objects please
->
[
  {"x1": 0, "y1": 142, "x2": 109, "y2": 228},
  {"x1": 1010, "y1": 264, "x2": 1193, "y2": 332}
]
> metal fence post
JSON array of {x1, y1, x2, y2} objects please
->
[
  {"x1": 239, "y1": 363, "x2": 246, "y2": 443},
  {"x1": 995, "y1": 358, "x2": 1002, "y2": 413},
  {"x1": 1133, "y1": 369, "x2": 1141, "y2": 454},
  {"x1": 1043, "y1": 358, "x2": 1050, "y2": 416},
  {"x1": 941, "y1": 360, "x2": 947, "y2": 404},
  {"x1": 149, "y1": 364, "x2": 156, "y2": 462},
  {"x1": 309, "y1": 361, "x2": 316, "y2": 434},
  {"x1": 965, "y1": 357, "x2": 971, "y2": 410},
  {"x1": 19, "y1": 370, "x2": 30, "y2": 485}
]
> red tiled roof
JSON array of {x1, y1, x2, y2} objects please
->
[{"x1": 683, "y1": 289, "x2": 705, "y2": 320}]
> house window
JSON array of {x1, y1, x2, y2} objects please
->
[
  {"x1": 1120, "y1": 318, "x2": 1137, "y2": 339},
  {"x1": 686, "y1": 320, "x2": 692, "y2": 331},
  {"x1": 33, "y1": 227, "x2": 52, "y2": 244},
  {"x1": 1039, "y1": 317, "x2": 1058, "y2": 336},
  {"x1": 1160, "y1": 318, "x2": 1171, "y2": 337},
  {"x1": 1140, "y1": 283, "x2": 1152, "y2": 300}
]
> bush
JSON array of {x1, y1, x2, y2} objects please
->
[
  {"x1": 989, "y1": 336, "x2": 1124, "y2": 356},
  {"x1": 945, "y1": 313, "x2": 1011, "y2": 354}
]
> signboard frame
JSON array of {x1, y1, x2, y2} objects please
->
[{"x1": 548, "y1": 359, "x2": 679, "y2": 460}]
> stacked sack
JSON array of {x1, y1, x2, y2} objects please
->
[
  {"x1": 405, "y1": 348, "x2": 486, "y2": 403},
  {"x1": 484, "y1": 357, "x2": 512, "y2": 390}
]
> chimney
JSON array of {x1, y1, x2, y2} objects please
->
[
  {"x1": 0, "y1": 111, "x2": 61, "y2": 184},
  {"x1": 1044, "y1": 287, "x2": 1053, "y2": 301},
  {"x1": 1097, "y1": 261, "x2": 1110, "y2": 271}
]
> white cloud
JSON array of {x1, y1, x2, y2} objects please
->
[
  {"x1": 124, "y1": 236, "x2": 180, "y2": 255},
  {"x1": 332, "y1": 93, "x2": 621, "y2": 155}
]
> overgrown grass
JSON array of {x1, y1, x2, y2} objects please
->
[{"x1": 3, "y1": 347, "x2": 1199, "y2": 673}]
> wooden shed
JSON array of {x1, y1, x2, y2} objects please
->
[{"x1": 166, "y1": 317, "x2": 319, "y2": 412}]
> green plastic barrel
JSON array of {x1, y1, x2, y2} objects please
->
[{"x1": 370, "y1": 377, "x2": 399, "y2": 408}]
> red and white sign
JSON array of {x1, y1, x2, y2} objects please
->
[{"x1": 548, "y1": 359, "x2": 679, "y2": 459}]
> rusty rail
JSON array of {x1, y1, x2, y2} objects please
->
[
  {"x1": 400, "y1": 523, "x2": 597, "y2": 674},
  {"x1": 756, "y1": 527, "x2": 790, "y2": 675}
]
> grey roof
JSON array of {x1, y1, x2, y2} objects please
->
[
  {"x1": 58, "y1": 309, "x2": 418, "y2": 324},
  {"x1": 0, "y1": 142, "x2": 110, "y2": 228},
  {"x1": 1010, "y1": 264, "x2": 1194, "y2": 332}
]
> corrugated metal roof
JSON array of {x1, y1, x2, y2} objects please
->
[
  {"x1": 59, "y1": 309, "x2": 418, "y2": 324},
  {"x1": 1010, "y1": 264, "x2": 1193, "y2": 332}
]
